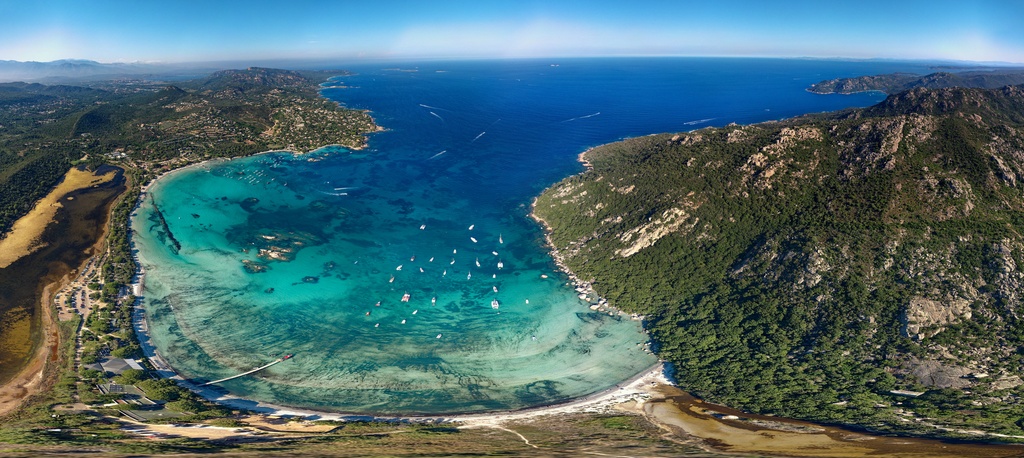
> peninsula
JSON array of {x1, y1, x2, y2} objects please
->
[
  {"x1": 808, "y1": 69, "x2": 1024, "y2": 94},
  {"x1": 535, "y1": 84, "x2": 1024, "y2": 438},
  {"x1": 5, "y1": 66, "x2": 1024, "y2": 457}
]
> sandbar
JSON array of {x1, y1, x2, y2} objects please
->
[{"x1": 0, "y1": 167, "x2": 117, "y2": 268}]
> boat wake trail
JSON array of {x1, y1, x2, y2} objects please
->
[
  {"x1": 683, "y1": 117, "x2": 716, "y2": 126},
  {"x1": 561, "y1": 112, "x2": 601, "y2": 123},
  {"x1": 471, "y1": 131, "x2": 486, "y2": 143},
  {"x1": 429, "y1": 111, "x2": 445, "y2": 122},
  {"x1": 429, "y1": 150, "x2": 447, "y2": 159},
  {"x1": 419, "y1": 103, "x2": 451, "y2": 112}
]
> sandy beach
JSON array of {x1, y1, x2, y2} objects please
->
[
  {"x1": 127, "y1": 144, "x2": 660, "y2": 421},
  {"x1": 126, "y1": 146, "x2": 1024, "y2": 456}
]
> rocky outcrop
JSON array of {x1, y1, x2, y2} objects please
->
[
  {"x1": 907, "y1": 358, "x2": 973, "y2": 389},
  {"x1": 901, "y1": 296, "x2": 972, "y2": 340},
  {"x1": 616, "y1": 203, "x2": 701, "y2": 258}
]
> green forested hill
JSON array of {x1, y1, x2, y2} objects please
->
[
  {"x1": 534, "y1": 85, "x2": 1024, "y2": 438},
  {"x1": 808, "y1": 69, "x2": 1024, "y2": 94},
  {"x1": 0, "y1": 68, "x2": 377, "y2": 235}
]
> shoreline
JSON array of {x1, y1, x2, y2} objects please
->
[
  {"x1": 805, "y1": 87, "x2": 890, "y2": 96},
  {"x1": 0, "y1": 168, "x2": 126, "y2": 418},
  {"x1": 129, "y1": 143, "x2": 664, "y2": 423},
  {"x1": 528, "y1": 147, "x2": 646, "y2": 322}
]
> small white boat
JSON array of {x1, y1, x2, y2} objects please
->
[
  {"x1": 396, "y1": 265, "x2": 403, "y2": 271},
  {"x1": 491, "y1": 299, "x2": 500, "y2": 309},
  {"x1": 492, "y1": 274, "x2": 496, "y2": 278},
  {"x1": 413, "y1": 310, "x2": 418, "y2": 315},
  {"x1": 497, "y1": 261, "x2": 504, "y2": 269},
  {"x1": 375, "y1": 323, "x2": 379, "y2": 328},
  {"x1": 443, "y1": 269, "x2": 447, "y2": 276},
  {"x1": 401, "y1": 319, "x2": 406, "y2": 324},
  {"x1": 525, "y1": 299, "x2": 529, "y2": 304},
  {"x1": 499, "y1": 234, "x2": 503, "y2": 244},
  {"x1": 429, "y1": 257, "x2": 434, "y2": 262},
  {"x1": 389, "y1": 275, "x2": 395, "y2": 283},
  {"x1": 436, "y1": 334, "x2": 442, "y2": 339},
  {"x1": 432, "y1": 297, "x2": 437, "y2": 305},
  {"x1": 468, "y1": 224, "x2": 475, "y2": 230},
  {"x1": 419, "y1": 267, "x2": 424, "y2": 273},
  {"x1": 467, "y1": 272, "x2": 472, "y2": 280},
  {"x1": 420, "y1": 224, "x2": 426, "y2": 230},
  {"x1": 453, "y1": 248, "x2": 457, "y2": 254},
  {"x1": 470, "y1": 237, "x2": 478, "y2": 243},
  {"x1": 492, "y1": 251, "x2": 498, "y2": 256},
  {"x1": 401, "y1": 292, "x2": 411, "y2": 302},
  {"x1": 375, "y1": 301, "x2": 381, "y2": 307},
  {"x1": 475, "y1": 258, "x2": 481, "y2": 267},
  {"x1": 492, "y1": 286, "x2": 498, "y2": 293},
  {"x1": 450, "y1": 258, "x2": 456, "y2": 265},
  {"x1": 410, "y1": 255, "x2": 416, "y2": 261}
]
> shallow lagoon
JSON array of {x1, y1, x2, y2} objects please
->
[
  {"x1": 134, "y1": 149, "x2": 656, "y2": 413},
  {"x1": 133, "y1": 58, "x2": 925, "y2": 413}
]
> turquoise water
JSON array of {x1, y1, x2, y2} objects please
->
[{"x1": 133, "y1": 58, "x2": 930, "y2": 414}]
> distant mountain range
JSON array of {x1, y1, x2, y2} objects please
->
[
  {"x1": 0, "y1": 58, "x2": 362, "y2": 84},
  {"x1": 0, "y1": 59, "x2": 174, "y2": 83}
]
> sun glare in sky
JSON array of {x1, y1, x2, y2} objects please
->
[{"x1": 0, "y1": 0, "x2": 1021, "y2": 64}]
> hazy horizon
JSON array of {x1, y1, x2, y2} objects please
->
[{"x1": 1, "y1": 1, "x2": 1022, "y2": 65}]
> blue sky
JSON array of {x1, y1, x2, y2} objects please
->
[{"x1": 1, "y1": 0, "x2": 1022, "y2": 64}]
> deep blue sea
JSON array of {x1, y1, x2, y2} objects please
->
[{"x1": 132, "y1": 58, "x2": 934, "y2": 414}]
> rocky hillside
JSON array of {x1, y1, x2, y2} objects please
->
[
  {"x1": 809, "y1": 70, "x2": 1024, "y2": 94},
  {"x1": 200, "y1": 67, "x2": 313, "y2": 94},
  {"x1": 534, "y1": 85, "x2": 1024, "y2": 438}
]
